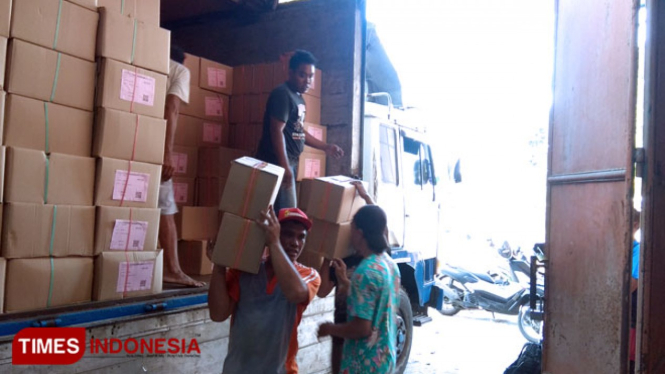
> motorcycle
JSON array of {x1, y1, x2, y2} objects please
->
[{"x1": 435, "y1": 243, "x2": 545, "y2": 343}]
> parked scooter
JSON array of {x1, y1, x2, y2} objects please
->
[{"x1": 435, "y1": 243, "x2": 544, "y2": 343}]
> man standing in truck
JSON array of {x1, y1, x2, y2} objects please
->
[
  {"x1": 255, "y1": 50, "x2": 344, "y2": 211},
  {"x1": 208, "y1": 207, "x2": 321, "y2": 374}
]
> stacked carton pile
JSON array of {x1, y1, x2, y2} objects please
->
[
  {"x1": 174, "y1": 53, "x2": 242, "y2": 276},
  {"x1": 92, "y1": 4, "x2": 167, "y2": 301}
]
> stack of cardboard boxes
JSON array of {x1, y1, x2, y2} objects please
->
[{"x1": 174, "y1": 52, "x2": 242, "y2": 276}]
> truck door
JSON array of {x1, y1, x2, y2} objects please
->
[
  {"x1": 375, "y1": 124, "x2": 405, "y2": 247},
  {"x1": 401, "y1": 135, "x2": 438, "y2": 260},
  {"x1": 544, "y1": 0, "x2": 638, "y2": 372}
]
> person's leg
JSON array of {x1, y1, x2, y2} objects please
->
[{"x1": 159, "y1": 180, "x2": 204, "y2": 287}]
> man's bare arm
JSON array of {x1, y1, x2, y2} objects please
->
[
  {"x1": 208, "y1": 265, "x2": 235, "y2": 322},
  {"x1": 162, "y1": 94, "x2": 181, "y2": 181},
  {"x1": 269, "y1": 118, "x2": 293, "y2": 185}
]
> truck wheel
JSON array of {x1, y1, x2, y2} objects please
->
[{"x1": 394, "y1": 288, "x2": 413, "y2": 374}]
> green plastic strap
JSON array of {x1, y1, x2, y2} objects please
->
[
  {"x1": 44, "y1": 156, "x2": 50, "y2": 203},
  {"x1": 44, "y1": 102, "x2": 50, "y2": 153},
  {"x1": 53, "y1": 0, "x2": 63, "y2": 49},
  {"x1": 50, "y1": 53, "x2": 62, "y2": 103},
  {"x1": 131, "y1": 19, "x2": 137, "y2": 64},
  {"x1": 47, "y1": 206, "x2": 57, "y2": 308}
]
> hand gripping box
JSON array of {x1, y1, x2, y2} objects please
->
[
  {"x1": 94, "y1": 157, "x2": 162, "y2": 209},
  {"x1": 219, "y1": 157, "x2": 284, "y2": 221},
  {"x1": 306, "y1": 176, "x2": 366, "y2": 223},
  {"x1": 94, "y1": 206, "x2": 161, "y2": 254},
  {"x1": 93, "y1": 249, "x2": 163, "y2": 301},
  {"x1": 212, "y1": 212, "x2": 266, "y2": 274}
]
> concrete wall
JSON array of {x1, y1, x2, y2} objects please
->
[{"x1": 168, "y1": 0, "x2": 363, "y2": 176}]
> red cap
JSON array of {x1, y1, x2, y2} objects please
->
[{"x1": 278, "y1": 208, "x2": 312, "y2": 230}]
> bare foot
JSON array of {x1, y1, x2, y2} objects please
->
[{"x1": 163, "y1": 270, "x2": 206, "y2": 287}]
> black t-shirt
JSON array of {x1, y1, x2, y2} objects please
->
[{"x1": 255, "y1": 83, "x2": 307, "y2": 164}]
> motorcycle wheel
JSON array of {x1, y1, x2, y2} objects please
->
[
  {"x1": 436, "y1": 275, "x2": 463, "y2": 316},
  {"x1": 394, "y1": 288, "x2": 413, "y2": 374},
  {"x1": 518, "y1": 302, "x2": 544, "y2": 343}
]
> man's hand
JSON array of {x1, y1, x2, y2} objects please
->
[
  {"x1": 351, "y1": 181, "x2": 369, "y2": 199},
  {"x1": 162, "y1": 151, "x2": 175, "y2": 181},
  {"x1": 325, "y1": 144, "x2": 344, "y2": 159},
  {"x1": 332, "y1": 258, "x2": 350, "y2": 289},
  {"x1": 318, "y1": 322, "x2": 334, "y2": 339},
  {"x1": 256, "y1": 206, "x2": 281, "y2": 246}
]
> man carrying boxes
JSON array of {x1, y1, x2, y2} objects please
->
[
  {"x1": 208, "y1": 206, "x2": 321, "y2": 374},
  {"x1": 159, "y1": 46, "x2": 205, "y2": 287}
]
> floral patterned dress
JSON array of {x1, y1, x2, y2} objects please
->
[{"x1": 340, "y1": 252, "x2": 401, "y2": 374}]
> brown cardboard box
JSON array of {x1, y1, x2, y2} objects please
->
[
  {"x1": 181, "y1": 86, "x2": 229, "y2": 123},
  {"x1": 95, "y1": 157, "x2": 161, "y2": 208},
  {"x1": 297, "y1": 152, "x2": 326, "y2": 181},
  {"x1": 233, "y1": 65, "x2": 253, "y2": 95},
  {"x1": 251, "y1": 63, "x2": 272, "y2": 94},
  {"x1": 0, "y1": 147, "x2": 5, "y2": 203},
  {"x1": 178, "y1": 240, "x2": 213, "y2": 276},
  {"x1": 97, "y1": 8, "x2": 170, "y2": 75},
  {"x1": 97, "y1": 0, "x2": 160, "y2": 26},
  {"x1": 200, "y1": 58, "x2": 233, "y2": 95},
  {"x1": 2, "y1": 203, "x2": 95, "y2": 258},
  {"x1": 0, "y1": 91, "x2": 4, "y2": 142},
  {"x1": 93, "y1": 107, "x2": 166, "y2": 164},
  {"x1": 0, "y1": 0, "x2": 10, "y2": 37},
  {"x1": 212, "y1": 212, "x2": 266, "y2": 274},
  {"x1": 184, "y1": 53, "x2": 200, "y2": 88},
  {"x1": 303, "y1": 122, "x2": 327, "y2": 154},
  {"x1": 5, "y1": 257, "x2": 93, "y2": 312},
  {"x1": 0, "y1": 37, "x2": 6, "y2": 89},
  {"x1": 197, "y1": 147, "x2": 249, "y2": 178},
  {"x1": 172, "y1": 146, "x2": 198, "y2": 178},
  {"x1": 307, "y1": 176, "x2": 367, "y2": 223},
  {"x1": 297, "y1": 249, "x2": 324, "y2": 270},
  {"x1": 303, "y1": 93, "x2": 321, "y2": 124},
  {"x1": 304, "y1": 219, "x2": 353, "y2": 259},
  {"x1": 175, "y1": 206, "x2": 219, "y2": 240},
  {"x1": 196, "y1": 177, "x2": 226, "y2": 207},
  {"x1": 248, "y1": 94, "x2": 261, "y2": 123},
  {"x1": 68, "y1": 0, "x2": 98, "y2": 10},
  {"x1": 219, "y1": 157, "x2": 284, "y2": 220},
  {"x1": 5, "y1": 94, "x2": 93, "y2": 157},
  {"x1": 11, "y1": 0, "x2": 98, "y2": 61},
  {"x1": 0, "y1": 257, "x2": 5, "y2": 313},
  {"x1": 175, "y1": 115, "x2": 229, "y2": 148},
  {"x1": 298, "y1": 179, "x2": 314, "y2": 212},
  {"x1": 6, "y1": 39, "x2": 96, "y2": 111},
  {"x1": 272, "y1": 60, "x2": 288, "y2": 89},
  {"x1": 95, "y1": 58, "x2": 167, "y2": 119},
  {"x1": 173, "y1": 177, "x2": 195, "y2": 206},
  {"x1": 94, "y1": 206, "x2": 160, "y2": 254},
  {"x1": 230, "y1": 95, "x2": 248, "y2": 124},
  {"x1": 93, "y1": 249, "x2": 163, "y2": 301},
  {"x1": 5, "y1": 148, "x2": 95, "y2": 206}
]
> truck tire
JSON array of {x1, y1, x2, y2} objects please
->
[{"x1": 394, "y1": 288, "x2": 413, "y2": 374}]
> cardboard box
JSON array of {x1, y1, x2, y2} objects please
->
[
  {"x1": 248, "y1": 94, "x2": 262, "y2": 123},
  {"x1": 95, "y1": 58, "x2": 167, "y2": 119},
  {"x1": 175, "y1": 115, "x2": 229, "y2": 148},
  {"x1": 5, "y1": 94, "x2": 93, "y2": 157},
  {"x1": 178, "y1": 240, "x2": 213, "y2": 276},
  {"x1": 303, "y1": 93, "x2": 321, "y2": 124},
  {"x1": 200, "y1": 58, "x2": 233, "y2": 95},
  {"x1": 297, "y1": 249, "x2": 324, "y2": 270},
  {"x1": 93, "y1": 249, "x2": 163, "y2": 301},
  {"x1": 230, "y1": 95, "x2": 248, "y2": 124},
  {"x1": 173, "y1": 177, "x2": 195, "y2": 206},
  {"x1": 303, "y1": 122, "x2": 327, "y2": 154},
  {"x1": 0, "y1": 0, "x2": 10, "y2": 37},
  {"x1": 97, "y1": 0, "x2": 160, "y2": 26},
  {"x1": 0, "y1": 91, "x2": 4, "y2": 142},
  {"x1": 68, "y1": 0, "x2": 98, "y2": 10},
  {"x1": 197, "y1": 147, "x2": 249, "y2": 178},
  {"x1": 5, "y1": 257, "x2": 93, "y2": 313},
  {"x1": 0, "y1": 36, "x2": 6, "y2": 89},
  {"x1": 5, "y1": 148, "x2": 94, "y2": 206},
  {"x1": 298, "y1": 179, "x2": 314, "y2": 212},
  {"x1": 181, "y1": 86, "x2": 229, "y2": 123},
  {"x1": 93, "y1": 107, "x2": 166, "y2": 164},
  {"x1": 212, "y1": 212, "x2": 266, "y2": 274},
  {"x1": 94, "y1": 206, "x2": 160, "y2": 254},
  {"x1": 233, "y1": 65, "x2": 253, "y2": 95},
  {"x1": 304, "y1": 219, "x2": 353, "y2": 259},
  {"x1": 172, "y1": 146, "x2": 198, "y2": 178},
  {"x1": 97, "y1": 8, "x2": 170, "y2": 75},
  {"x1": 251, "y1": 63, "x2": 272, "y2": 94},
  {"x1": 175, "y1": 206, "x2": 219, "y2": 240},
  {"x1": 6, "y1": 39, "x2": 96, "y2": 111},
  {"x1": 11, "y1": 0, "x2": 98, "y2": 61},
  {"x1": 0, "y1": 147, "x2": 5, "y2": 203},
  {"x1": 307, "y1": 176, "x2": 367, "y2": 223},
  {"x1": 184, "y1": 53, "x2": 200, "y2": 88},
  {"x1": 0, "y1": 258, "x2": 6, "y2": 313},
  {"x1": 272, "y1": 61, "x2": 288, "y2": 89},
  {"x1": 297, "y1": 152, "x2": 326, "y2": 181},
  {"x1": 196, "y1": 177, "x2": 226, "y2": 207},
  {"x1": 95, "y1": 157, "x2": 162, "y2": 208},
  {"x1": 2, "y1": 203, "x2": 95, "y2": 258},
  {"x1": 219, "y1": 157, "x2": 284, "y2": 220}
]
